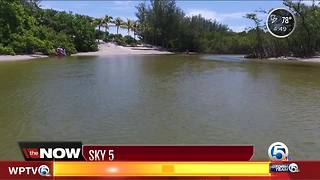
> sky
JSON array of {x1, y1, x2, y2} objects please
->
[{"x1": 39, "y1": 1, "x2": 316, "y2": 35}]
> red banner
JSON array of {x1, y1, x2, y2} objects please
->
[
  {"x1": 0, "y1": 161, "x2": 320, "y2": 179},
  {"x1": 270, "y1": 161, "x2": 320, "y2": 179},
  {"x1": 82, "y1": 145, "x2": 254, "y2": 161}
]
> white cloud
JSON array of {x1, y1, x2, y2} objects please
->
[
  {"x1": 186, "y1": 9, "x2": 249, "y2": 22},
  {"x1": 113, "y1": 1, "x2": 133, "y2": 6},
  {"x1": 40, "y1": 2, "x2": 64, "y2": 11},
  {"x1": 229, "y1": 25, "x2": 247, "y2": 32},
  {"x1": 299, "y1": 0, "x2": 320, "y2": 6},
  {"x1": 186, "y1": 9, "x2": 269, "y2": 32}
]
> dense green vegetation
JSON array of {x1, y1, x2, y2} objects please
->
[
  {"x1": 1, "y1": 0, "x2": 319, "y2": 58},
  {"x1": 0, "y1": 0, "x2": 97, "y2": 55},
  {"x1": 136, "y1": 0, "x2": 320, "y2": 58}
]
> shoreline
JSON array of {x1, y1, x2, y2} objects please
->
[
  {"x1": 72, "y1": 42, "x2": 173, "y2": 57},
  {"x1": 0, "y1": 55, "x2": 48, "y2": 62},
  {"x1": 0, "y1": 42, "x2": 172, "y2": 62},
  {"x1": 0, "y1": 43, "x2": 319, "y2": 63},
  {"x1": 266, "y1": 56, "x2": 320, "y2": 63}
]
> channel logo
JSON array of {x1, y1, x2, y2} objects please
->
[
  {"x1": 268, "y1": 142, "x2": 289, "y2": 161},
  {"x1": 8, "y1": 164, "x2": 51, "y2": 176},
  {"x1": 38, "y1": 165, "x2": 50, "y2": 176},
  {"x1": 19, "y1": 141, "x2": 84, "y2": 161},
  {"x1": 288, "y1": 163, "x2": 299, "y2": 173},
  {"x1": 270, "y1": 163, "x2": 299, "y2": 173}
]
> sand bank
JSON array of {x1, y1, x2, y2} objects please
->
[
  {"x1": 0, "y1": 55, "x2": 48, "y2": 61},
  {"x1": 0, "y1": 42, "x2": 172, "y2": 62},
  {"x1": 73, "y1": 42, "x2": 173, "y2": 56},
  {"x1": 267, "y1": 56, "x2": 320, "y2": 63}
]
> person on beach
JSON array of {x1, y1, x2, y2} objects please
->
[{"x1": 56, "y1": 47, "x2": 66, "y2": 56}]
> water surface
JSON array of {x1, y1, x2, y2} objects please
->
[{"x1": 0, "y1": 55, "x2": 320, "y2": 160}]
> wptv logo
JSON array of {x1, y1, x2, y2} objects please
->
[
  {"x1": 268, "y1": 142, "x2": 289, "y2": 161},
  {"x1": 19, "y1": 141, "x2": 84, "y2": 161},
  {"x1": 8, "y1": 164, "x2": 51, "y2": 176},
  {"x1": 268, "y1": 142, "x2": 299, "y2": 173}
]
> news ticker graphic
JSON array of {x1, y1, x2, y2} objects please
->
[
  {"x1": 0, "y1": 142, "x2": 319, "y2": 179},
  {"x1": 1, "y1": 161, "x2": 320, "y2": 179},
  {"x1": 82, "y1": 145, "x2": 254, "y2": 161},
  {"x1": 19, "y1": 142, "x2": 254, "y2": 161}
]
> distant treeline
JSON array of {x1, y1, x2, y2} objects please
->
[
  {"x1": 136, "y1": 0, "x2": 320, "y2": 58},
  {"x1": 0, "y1": 0, "x2": 98, "y2": 55}
]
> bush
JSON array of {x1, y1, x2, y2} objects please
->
[
  {"x1": 8, "y1": 33, "x2": 48, "y2": 54},
  {"x1": 95, "y1": 30, "x2": 108, "y2": 40},
  {"x1": 113, "y1": 34, "x2": 125, "y2": 46},
  {"x1": 123, "y1": 35, "x2": 137, "y2": 46},
  {"x1": 0, "y1": 45, "x2": 15, "y2": 55},
  {"x1": 105, "y1": 34, "x2": 138, "y2": 46},
  {"x1": 25, "y1": 35, "x2": 47, "y2": 54},
  {"x1": 8, "y1": 34, "x2": 27, "y2": 54},
  {"x1": 103, "y1": 34, "x2": 112, "y2": 42},
  {"x1": 115, "y1": 39, "x2": 126, "y2": 46},
  {"x1": 53, "y1": 33, "x2": 77, "y2": 55}
]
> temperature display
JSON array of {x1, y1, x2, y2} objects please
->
[{"x1": 266, "y1": 8, "x2": 296, "y2": 38}]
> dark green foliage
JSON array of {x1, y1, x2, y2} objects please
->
[
  {"x1": 95, "y1": 30, "x2": 107, "y2": 40},
  {"x1": 111, "y1": 34, "x2": 125, "y2": 45},
  {"x1": 136, "y1": 0, "x2": 320, "y2": 57},
  {"x1": 136, "y1": 0, "x2": 232, "y2": 52},
  {"x1": 123, "y1": 35, "x2": 138, "y2": 46},
  {"x1": 0, "y1": 45, "x2": 15, "y2": 55},
  {"x1": 104, "y1": 34, "x2": 138, "y2": 46},
  {"x1": 1, "y1": 0, "x2": 319, "y2": 58},
  {"x1": 0, "y1": 0, "x2": 97, "y2": 55},
  {"x1": 243, "y1": 0, "x2": 320, "y2": 58}
]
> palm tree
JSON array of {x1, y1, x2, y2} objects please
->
[
  {"x1": 94, "y1": 18, "x2": 104, "y2": 31},
  {"x1": 132, "y1": 21, "x2": 139, "y2": 39},
  {"x1": 124, "y1": 18, "x2": 134, "y2": 36},
  {"x1": 103, "y1": 15, "x2": 113, "y2": 33},
  {"x1": 114, "y1": 17, "x2": 123, "y2": 34}
]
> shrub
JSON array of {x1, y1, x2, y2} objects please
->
[
  {"x1": 95, "y1": 30, "x2": 107, "y2": 40},
  {"x1": 8, "y1": 34, "x2": 27, "y2": 54},
  {"x1": 105, "y1": 34, "x2": 138, "y2": 46},
  {"x1": 123, "y1": 35, "x2": 137, "y2": 46},
  {"x1": 53, "y1": 33, "x2": 77, "y2": 55},
  {"x1": 25, "y1": 35, "x2": 46, "y2": 54},
  {"x1": 115, "y1": 39, "x2": 126, "y2": 46},
  {"x1": 9, "y1": 32, "x2": 60, "y2": 55},
  {"x1": 0, "y1": 45, "x2": 15, "y2": 55}
]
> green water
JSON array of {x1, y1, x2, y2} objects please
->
[{"x1": 0, "y1": 55, "x2": 320, "y2": 160}]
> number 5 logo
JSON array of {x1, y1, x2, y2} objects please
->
[{"x1": 268, "y1": 142, "x2": 289, "y2": 161}]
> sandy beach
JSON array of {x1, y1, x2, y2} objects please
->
[
  {"x1": 0, "y1": 42, "x2": 172, "y2": 62},
  {"x1": 267, "y1": 56, "x2": 320, "y2": 63},
  {"x1": 1, "y1": 43, "x2": 320, "y2": 62},
  {"x1": 73, "y1": 42, "x2": 173, "y2": 56},
  {"x1": 0, "y1": 55, "x2": 48, "y2": 62}
]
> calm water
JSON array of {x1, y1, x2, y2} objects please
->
[{"x1": 0, "y1": 55, "x2": 320, "y2": 160}]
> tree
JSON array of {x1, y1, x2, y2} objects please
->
[
  {"x1": 103, "y1": 15, "x2": 113, "y2": 33},
  {"x1": 124, "y1": 18, "x2": 134, "y2": 36},
  {"x1": 95, "y1": 18, "x2": 104, "y2": 31},
  {"x1": 245, "y1": 13, "x2": 265, "y2": 58},
  {"x1": 132, "y1": 21, "x2": 139, "y2": 39},
  {"x1": 135, "y1": 0, "x2": 230, "y2": 52},
  {"x1": 283, "y1": 0, "x2": 318, "y2": 57},
  {"x1": 0, "y1": 0, "x2": 97, "y2": 55},
  {"x1": 114, "y1": 17, "x2": 123, "y2": 34}
]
